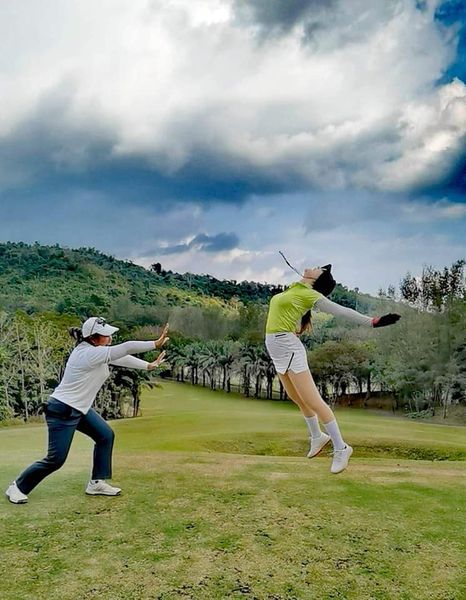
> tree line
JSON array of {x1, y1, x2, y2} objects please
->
[{"x1": 0, "y1": 241, "x2": 368, "y2": 319}]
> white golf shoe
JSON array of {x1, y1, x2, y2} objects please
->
[
  {"x1": 307, "y1": 433, "x2": 331, "y2": 458},
  {"x1": 85, "y1": 480, "x2": 121, "y2": 496},
  {"x1": 330, "y1": 445, "x2": 353, "y2": 474},
  {"x1": 5, "y1": 482, "x2": 28, "y2": 504}
]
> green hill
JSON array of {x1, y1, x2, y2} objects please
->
[
  {"x1": 0, "y1": 242, "x2": 232, "y2": 318},
  {"x1": 0, "y1": 242, "x2": 377, "y2": 327}
]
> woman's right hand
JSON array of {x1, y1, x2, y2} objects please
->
[
  {"x1": 155, "y1": 323, "x2": 170, "y2": 348},
  {"x1": 372, "y1": 314, "x2": 401, "y2": 328},
  {"x1": 147, "y1": 350, "x2": 167, "y2": 371}
]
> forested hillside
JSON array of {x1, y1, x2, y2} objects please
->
[{"x1": 0, "y1": 241, "x2": 373, "y2": 329}]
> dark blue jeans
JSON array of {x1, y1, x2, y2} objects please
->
[{"x1": 16, "y1": 398, "x2": 115, "y2": 495}]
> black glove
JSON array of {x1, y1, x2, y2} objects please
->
[{"x1": 372, "y1": 313, "x2": 401, "y2": 328}]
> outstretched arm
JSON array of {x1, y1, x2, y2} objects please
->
[
  {"x1": 110, "y1": 351, "x2": 165, "y2": 371},
  {"x1": 110, "y1": 351, "x2": 167, "y2": 371},
  {"x1": 314, "y1": 297, "x2": 400, "y2": 328},
  {"x1": 85, "y1": 324, "x2": 170, "y2": 367},
  {"x1": 86, "y1": 340, "x2": 157, "y2": 367},
  {"x1": 106, "y1": 340, "x2": 157, "y2": 362},
  {"x1": 314, "y1": 297, "x2": 372, "y2": 326},
  {"x1": 110, "y1": 356, "x2": 150, "y2": 370}
]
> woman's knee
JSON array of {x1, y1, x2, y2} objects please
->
[
  {"x1": 289, "y1": 371, "x2": 330, "y2": 406},
  {"x1": 44, "y1": 453, "x2": 67, "y2": 471},
  {"x1": 98, "y1": 427, "x2": 115, "y2": 445}
]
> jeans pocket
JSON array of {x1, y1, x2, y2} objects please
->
[{"x1": 45, "y1": 399, "x2": 72, "y2": 419}]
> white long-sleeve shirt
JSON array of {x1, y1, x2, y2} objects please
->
[{"x1": 52, "y1": 341, "x2": 154, "y2": 414}]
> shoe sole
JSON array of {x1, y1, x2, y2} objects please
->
[
  {"x1": 331, "y1": 447, "x2": 354, "y2": 474},
  {"x1": 85, "y1": 490, "x2": 121, "y2": 496},
  {"x1": 5, "y1": 493, "x2": 27, "y2": 504},
  {"x1": 307, "y1": 437, "x2": 331, "y2": 459}
]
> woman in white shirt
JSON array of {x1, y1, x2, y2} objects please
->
[{"x1": 6, "y1": 317, "x2": 168, "y2": 504}]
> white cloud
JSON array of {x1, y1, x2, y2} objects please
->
[
  {"x1": 0, "y1": 0, "x2": 463, "y2": 193},
  {"x1": 372, "y1": 79, "x2": 466, "y2": 192},
  {"x1": 211, "y1": 248, "x2": 258, "y2": 263},
  {"x1": 132, "y1": 216, "x2": 465, "y2": 294},
  {"x1": 302, "y1": 192, "x2": 466, "y2": 233},
  {"x1": 400, "y1": 197, "x2": 466, "y2": 222},
  {"x1": 127, "y1": 193, "x2": 464, "y2": 294}
]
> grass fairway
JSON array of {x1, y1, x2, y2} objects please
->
[{"x1": 1, "y1": 381, "x2": 465, "y2": 600}]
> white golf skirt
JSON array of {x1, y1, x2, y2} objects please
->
[{"x1": 265, "y1": 333, "x2": 309, "y2": 374}]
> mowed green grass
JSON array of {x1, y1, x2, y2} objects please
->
[{"x1": 0, "y1": 381, "x2": 465, "y2": 600}]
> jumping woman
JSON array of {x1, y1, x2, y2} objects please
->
[
  {"x1": 265, "y1": 262, "x2": 400, "y2": 474},
  {"x1": 6, "y1": 317, "x2": 169, "y2": 504}
]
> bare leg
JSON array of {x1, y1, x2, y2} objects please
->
[
  {"x1": 279, "y1": 370, "x2": 330, "y2": 457},
  {"x1": 287, "y1": 370, "x2": 335, "y2": 424},
  {"x1": 277, "y1": 372, "x2": 316, "y2": 418},
  {"x1": 286, "y1": 369, "x2": 351, "y2": 470}
]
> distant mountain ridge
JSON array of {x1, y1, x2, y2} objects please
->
[{"x1": 0, "y1": 242, "x2": 375, "y2": 321}]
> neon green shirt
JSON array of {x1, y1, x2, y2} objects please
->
[{"x1": 265, "y1": 282, "x2": 323, "y2": 334}]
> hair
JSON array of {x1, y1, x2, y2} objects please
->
[
  {"x1": 313, "y1": 265, "x2": 336, "y2": 297},
  {"x1": 297, "y1": 264, "x2": 335, "y2": 334},
  {"x1": 68, "y1": 328, "x2": 101, "y2": 346},
  {"x1": 298, "y1": 310, "x2": 312, "y2": 335},
  {"x1": 69, "y1": 327, "x2": 83, "y2": 345}
]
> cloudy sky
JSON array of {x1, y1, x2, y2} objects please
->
[{"x1": 1, "y1": 0, "x2": 465, "y2": 293}]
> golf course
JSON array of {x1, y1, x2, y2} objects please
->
[{"x1": 1, "y1": 381, "x2": 465, "y2": 600}]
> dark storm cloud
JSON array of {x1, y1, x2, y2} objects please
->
[
  {"x1": 0, "y1": 83, "x2": 117, "y2": 187},
  {"x1": 233, "y1": 0, "x2": 331, "y2": 31},
  {"x1": 231, "y1": 0, "x2": 402, "y2": 50},
  {"x1": 0, "y1": 85, "x2": 286, "y2": 208},
  {"x1": 1, "y1": 78, "x2": 464, "y2": 215},
  {"x1": 232, "y1": 0, "x2": 336, "y2": 40},
  {"x1": 157, "y1": 232, "x2": 239, "y2": 255},
  {"x1": 1, "y1": 3, "x2": 465, "y2": 216}
]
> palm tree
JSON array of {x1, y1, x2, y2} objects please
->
[
  {"x1": 217, "y1": 341, "x2": 237, "y2": 392},
  {"x1": 237, "y1": 343, "x2": 259, "y2": 397},
  {"x1": 262, "y1": 348, "x2": 277, "y2": 399},
  {"x1": 183, "y1": 343, "x2": 202, "y2": 386},
  {"x1": 253, "y1": 346, "x2": 272, "y2": 399},
  {"x1": 168, "y1": 342, "x2": 188, "y2": 382},
  {"x1": 110, "y1": 365, "x2": 157, "y2": 417},
  {"x1": 198, "y1": 341, "x2": 224, "y2": 390}
]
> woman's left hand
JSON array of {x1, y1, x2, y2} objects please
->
[
  {"x1": 148, "y1": 350, "x2": 167, "y2": 371},
  {"x1": 155, "y1": 323, "x2": 170, "y2": 348}
]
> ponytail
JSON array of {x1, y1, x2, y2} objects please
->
[
  {"x1": 69, "y1": 327, "x2": 84, "y2": 345},
  {"x1": 298, "y1": 310, "x2": 312, "y2": 335}
]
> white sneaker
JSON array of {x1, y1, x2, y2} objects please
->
[
  {"x1": 330, "y1": 445, "x2": 353, "y2": 474},
  {"x1": 5, "y1": 482, "x2": 28, "y2": 504},
  {"x1": 307, "y1": 433, "x2": 331, "y2": 458},
  {"x1": 85, "y1": 480, "x2": 121, "y2": 496}
]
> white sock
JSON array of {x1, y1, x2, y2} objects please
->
[
  {"x1": 304, "y1": 415, "x2": 322, "y2": 438},
  {"x1": 324, "y1": 420, "x2": 346, "y2": 451}
]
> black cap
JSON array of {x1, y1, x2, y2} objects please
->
[{"x1": 313, "y1": 264, "x2": 336, "y2": 296}]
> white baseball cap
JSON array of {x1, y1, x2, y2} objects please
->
[{"x1": 82, "y1": 317, "x2": 119, "y2": 338}]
